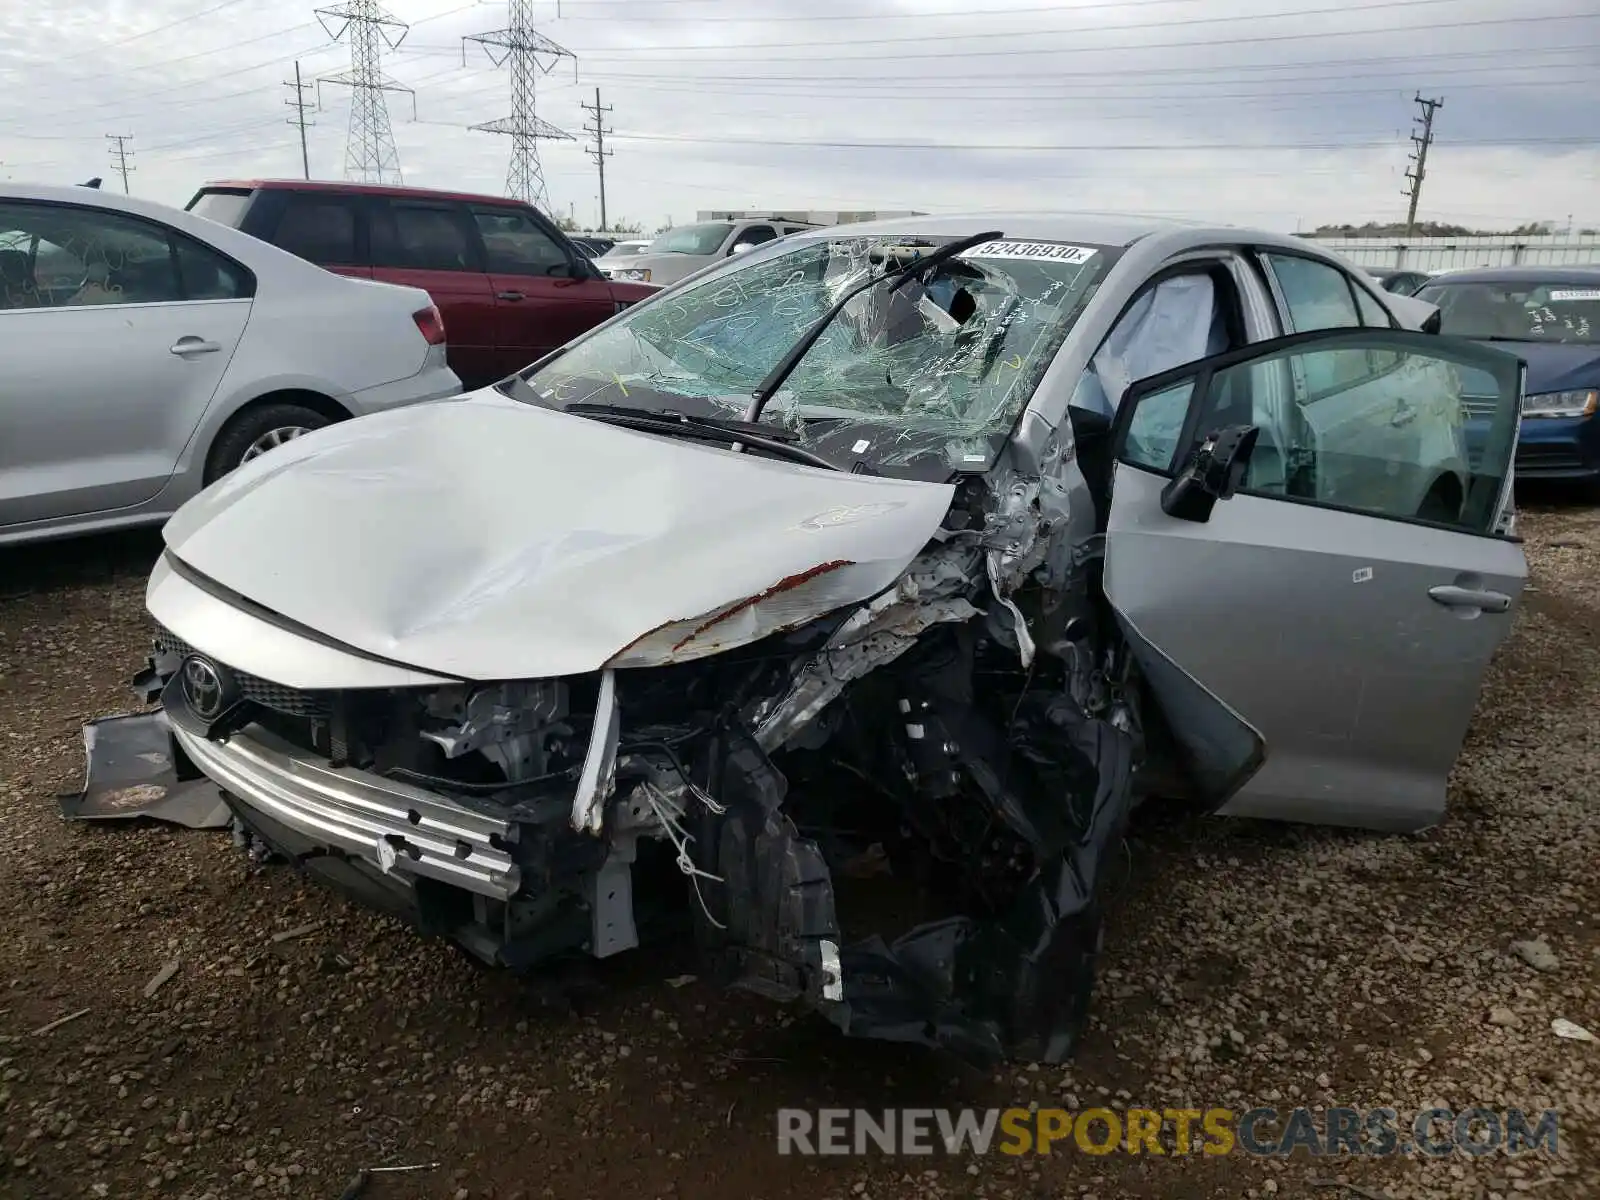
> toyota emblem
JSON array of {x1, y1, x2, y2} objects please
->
[{"x1": 180, "y1": 655, "x2": 226, "y2": 721}]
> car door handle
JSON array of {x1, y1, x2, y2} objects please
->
[
  {"x1": 169, "y1": 337, "x2": 222, "y2": 356},
  {"x1": 496, "y1": 290, "x2": 525, "y2": 301},
  {"x1": 1428, "y1": 585, "x2": 1512, "y2": 613}
]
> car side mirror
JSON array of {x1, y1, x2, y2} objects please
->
[
  {"x1": 1421, "y1": 309, "x2": 1442, "y2": 335},
  {"x1": 1160, "y1": 424, "x2": 1259, "y2": 523},
  {"x1": 550, "y1": 259, "x2": 596, "y2": 283},
  {"x1": 730, "y1": 242, "x2": 755, "y2": 256}
]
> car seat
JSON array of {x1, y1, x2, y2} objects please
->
[{"x1": 0, "y1": 249, "x2": 38, "y2": 308}]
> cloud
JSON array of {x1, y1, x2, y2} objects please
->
[{"x1": 1, "y1": 0, "x2": 1595, "y2": 233}]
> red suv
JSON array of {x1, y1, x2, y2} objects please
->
[{"x1": 185, "y1": 180, "x2": 657, "y2": 390}]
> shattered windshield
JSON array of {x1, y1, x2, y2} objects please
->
[
  {"x1": 645, "y1": 223, "x2": 734, "y2": 255},
  {"x1": 1418, "y1": 280, "x2": 1600, "y2": 345},
  {"x1": 516, "y1": 233, "x2": 1118, "y2": 475}
]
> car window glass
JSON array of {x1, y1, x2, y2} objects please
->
[
  {"x1": 737, "y1": 225, "x2": 777, "y2": 248},
  {"x1": 1264, "y1": 253, "x2": 1361, "y2": 332},
  {"x1": 1417, "y1": 280, "x2": 1600, "y2": 345},
  {"x1": 0, "y1": 200, "x2": 180, "y2": 309},
  {"x1": 1132, "y1": 335, "x2": 1520, "y2": 534},
  {"x1": 1123, "y1": 380, "x2": 1195, "y2": 470},
  {"x1": 173, "y1": 235, "x2": 252, "y2": 300},
  {"x1": 272, "y1": 196, "x2": 360, "y2": 266},
  {"x1": 472, "y1": 208, "x2": 569, "y2": 275},
  {"x1": 645, "y1": 223, "x2": 734, "y2": 256},
  {"x1": 1351, "y1": 282, "x2": 1392, "y2": 328},
  {"x1": 374, "y1": 204, "x2": 475, "y2": 272},
  {"x1": 187, "y1": 189, "x2": 252, "y2": 228}
]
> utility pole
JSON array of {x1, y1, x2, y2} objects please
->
[
  {"x1": 581, "y1": 87, "x2": 613, "y2": 232},
  {"x1": 316, "y1": 0, "x2": 415, "y2": 185},
  {"x1": 464, "y1": 0, "x2": 576, "y2": 212},
  {"x1": 105, "y1": 134, "x2": 134, "y2": 193},
  {"x1": 1402, "y1": 93, "x2": 1443, "y2": 238},
  {"x1": 285, "y1": 61, "x2": 316, "y2": 179}
]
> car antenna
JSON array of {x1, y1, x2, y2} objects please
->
[{"x1": 742, "y1": 229, "x2": 1002, "y2": 426}]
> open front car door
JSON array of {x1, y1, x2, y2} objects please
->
[{"x1": 1103, "y1": 328, "x2": 1527, "y2": 831}]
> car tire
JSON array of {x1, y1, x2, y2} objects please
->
[{"x1": 204, "y1": 402, "x2": 333, "y2": 485}]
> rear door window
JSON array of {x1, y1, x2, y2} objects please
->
[
  {"x1": 174, "y1": 235, "x2": 254, "y2": 300},
  {"x1": 271, "y1": 195, "x2": 362, "y2": 267},
  {"x1": 0, "y1": 201, "x2": 180, "y2": 308},
  {"x1": 1351, "y1": 282, "x2": 1394, "y2": 327},
  {"x1": 373, "y1": 203, "x2": 479, "y2": 273},
  {"x1": 737, "y1": 224, "x2": 777, "y2": 249},
  {"x1": 1262, "y1": 253, "x2": 1362, "y2": 332}
]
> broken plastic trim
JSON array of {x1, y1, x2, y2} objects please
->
[
  {"x1": 67, "y1": 711, "x2": 231, "y2": 831},
  {"x1": 570, "y1": 668, "x2": 619, "y2": 833}
]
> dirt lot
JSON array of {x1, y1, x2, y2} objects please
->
[{"x1": 1, "y1": 505, "x2": 1597, "y2": 1200}]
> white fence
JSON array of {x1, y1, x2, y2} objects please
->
[{"x1": 1308, "y1": 234, "x2": 1600, "y2": 271}]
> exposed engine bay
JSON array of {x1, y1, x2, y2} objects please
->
[{"x1": 132, "y1": 473, "x2": 1141, "y2": 1066}]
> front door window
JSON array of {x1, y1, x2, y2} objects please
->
[{"x1": 1118, "y1": 329, "x2": 1523, "y2": 534}]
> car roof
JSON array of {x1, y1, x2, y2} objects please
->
[
  {"x1": 201, "y1": 178, "x2": 541, "y2": 208},
  {"x1": 0, "y1": 180, "x2": 375, "y2": 287},
  {"x1": 784, "y1": 210, "x2": 1334, "y2": 256},
  {"x1": 3, "y1": 180, "x2": 205, "y2": 221},
  {"x1": 1419, "y1": 264, "x2": 1600, "y2": 286}
]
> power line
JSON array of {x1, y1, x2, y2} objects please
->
[
  {"x1": 553, "y1": 42, "x2": 1599, "y2": 90},
  {"x1": 498, "y1": 0, "x2": 1502, "y2": 53},
  {"x1": 555, "y1": 11, "x2": 1600, "y2": 64},
  {"x1": 1404, "y1": 93, "x2": 1445, "y2": 236},
  {"x1": 567, "y1": 71, "x2": 1592, "y2": 107},
  {"x1": 581, "y1": 86, "x2": 613, "y2": 231},
  {"x1": 316, "y1": 0, "x2": 413, "y2": 185},
  {"x1": 53, "y1": 0, "x2": 258, "y2": 65},
  {"x1": 555, "y1": 0, "x2": 1209, "y2": 21},
  {"x1": 609, "y1": 131, "x2": 1593, "y2": 152},
  {"x1": 105, "y1": 134, "x2": 135, "y2": 193},
  {"x1": 464, "y1": 0, "x2": 576, "y2": 212},
  {"x1": 51, "y1": 20, "x2": 322, "y2": 84},
  {"x1": 285, "y1": 61, "x2": 316, "y2": 180},
  {"x1": 405, "y1": 0, "x2": 1473, "y2": 51}
]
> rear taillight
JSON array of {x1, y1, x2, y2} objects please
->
[{"x1": 412, "y1": 305, "x2": 446, "y2": 346}]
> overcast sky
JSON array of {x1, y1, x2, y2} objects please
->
[{"x1": 1, "y1": 0, "x2": 1596, "y2": 233}]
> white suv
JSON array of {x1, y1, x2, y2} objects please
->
[{"x1": 599, "y1": 217, "x2": 818, "y2": 287}]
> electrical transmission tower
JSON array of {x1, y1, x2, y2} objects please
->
[
  {"x1": 581, "y1": 88, "x2": 613, "y2": 231},
  {"x1": 1402, "y1": 93, "x2": 1444, "y2": 238},
  {"x1": 285, "y1": 61, "x2": 316, "y2": 179},
  {"x1": 105, "y1": 135, "x2": 134, "y2": 193},
  {"x1": 464, "y1": 0, "x2": 576, "y2": 212},
  {"x1": 315, "y1": 0, "x2": 415, "y2": 185}
]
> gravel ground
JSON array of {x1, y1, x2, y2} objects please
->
[{"x1": 1, "y1": 505, "x2": 1597, "y2": 1200}]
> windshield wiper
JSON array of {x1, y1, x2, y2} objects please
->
[
  {"x1": 742, "y1": 229, "x2": 1003, "y2": 424},
  {"x1": 565, "y1": 402, "x2": 801, "y2": 441},
  {"x1": 563, "y1": 403, "x2": 841, "y2": 470}
]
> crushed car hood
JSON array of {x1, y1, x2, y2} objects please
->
[{"x1": 160, "y1": 394, "x2": 956, "y2": 680}]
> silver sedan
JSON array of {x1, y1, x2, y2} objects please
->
[
  {"x1": 0, "y1": 183, "x2": 461, "y2": 547},
  {"x1": 115, "y1": 213, "x2": 1526, "y2": 1064}
]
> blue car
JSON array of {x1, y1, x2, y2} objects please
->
[{"x1": 1416, "y1": 267, "x2": 1600, "y2": 489}]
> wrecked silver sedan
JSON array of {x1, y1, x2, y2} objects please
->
[{"x1": 119, "y1": 215, "x2": 1529, "y2": 1063}]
